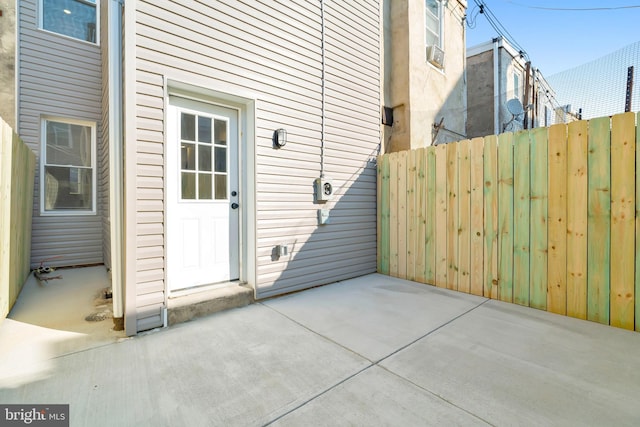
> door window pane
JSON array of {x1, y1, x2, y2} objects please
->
[
  {"x1": 181, "y1": 172, "x2": 196, "y2": 199},
  {"x1": 214, "y1": 147, "x2": 227, "y2": 173},
  {"x1": 199, "y1": 145, "x2": 212, "y2": 171},
  {"x1": 198, "y1": 116, "x2": 212, "y2": 144},
  {"x1": 214, "y1": 119, "x2": 227, "y2": 145},
  {"x1": 215, "y1": 174, "x2": 227, "y2": 200},
  {"x1": 42, "y1": 0, "x2": 97, "y2": 43},
  {"x1": 181, "y1": 113, "x2": 196, "y2": 141},
  {"x1": 181, "y1": 143, "x2": 196, "y2": 170},
  {"x1": 199, "y1": 174, "x2": 212, "y2": 200}
]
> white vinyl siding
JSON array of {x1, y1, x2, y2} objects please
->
[
  {"x1": 132, "y1": 0, "x2": 379, "y2": 329},
  {"x1": 256, "y1": 0, "x2": 379, "y2": 297},
  {"x1": 19, "y1": 0, "x2": 103, "y2": 267}
]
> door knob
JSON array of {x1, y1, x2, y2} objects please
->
[{"x1": 231, "y1": 203, "x2": 239, "y2": 209}]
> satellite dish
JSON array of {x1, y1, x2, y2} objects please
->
[
  {"x1": 502, "y1": 98, "x2": 525, "y2": 133},
  {"x1": 506, "y1": 98, "x2": 525, "y2": 116}
]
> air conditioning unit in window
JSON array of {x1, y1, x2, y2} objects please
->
[{"x1": 427, "y1": 45, "x2": 445, "y2": 69}]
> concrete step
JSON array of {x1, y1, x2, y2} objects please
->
[{"x1": 167, "y1": 284, "x2": 254, "y2": 325}]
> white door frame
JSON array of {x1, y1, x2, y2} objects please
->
[{"x1": 164, "y1": 80, "x2": 257, "y2": 298}]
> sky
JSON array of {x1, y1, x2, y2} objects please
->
[{"x1": 465, "y1": 1, "x2": 640, "y2": 77}]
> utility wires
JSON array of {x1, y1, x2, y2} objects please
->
[
  {"x1": 468, "y1": 0, "x2": 529, "y2": 60},
  {"x1": 506, "y1": 3, "x2": 640, "y2": 12}
]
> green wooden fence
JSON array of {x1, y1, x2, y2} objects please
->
[
  {"x1": 377, "y1": 112, "x2": 640, "y2": 331},
  {"x1": 0, "y1": 116, "x2": 35, "y2": 323}
]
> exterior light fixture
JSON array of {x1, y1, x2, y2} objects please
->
[{"x1": 273, "y1": 128, "x2": 287, "y2": 148}]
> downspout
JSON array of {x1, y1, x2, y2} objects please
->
[
  {"x1": 108, "y1": 0, "x2": 124, "y2": 329},
  {"x1": 123, "y1": 0, "x2": 138, "y2": 336},
  {"x1": 493, "y1": 38, "x2": 500, "y2": 135}
]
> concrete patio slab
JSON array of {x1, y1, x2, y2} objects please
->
[
  {"x1": 0, "y1": 266, "x2": 126, "y2": 386},
  {"x1": 271, "y1": 365, "x2": 489, "y2": 426},
  {"x1": 7, "y1": 265, "x2": 116, "y2": 334},
  {"x1": 0, "y1": 304, "x2": 369, "y2": 426},
  {"x1": 381, "y1": 298, "x2": 640, "y2": 427},
  {"x1": 263, "y1": 274, "x2": 487, "y2": 362},
  {"x1": 2, "y1": 273, "x2": 640, "y2": 426}
]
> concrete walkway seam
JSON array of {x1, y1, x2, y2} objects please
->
[{"x1": 259, "y1": 298, "x2": 491, "y2": 426}]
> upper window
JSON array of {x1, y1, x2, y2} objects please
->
[
  {"x1": 425, "y1": 0, "x2": 442, "y2": 49},
  {"x1": 41, "y1": 118, "x2": 96, "y2": 214},
  {"x1": 40, "y1": 0, "x2": 98, "y2": 43}
]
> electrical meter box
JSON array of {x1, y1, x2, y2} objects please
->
[{"x1": 314, "y1": 178, "x2": 333, "y2": 202}]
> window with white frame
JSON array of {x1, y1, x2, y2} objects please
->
[
  {"x1": 425, "y1": 0, "x2": 442, "y2": 49},
  {"x1": 41, "y1": 118, "x2": 96, "y2": 214},
  {"x1": 40, "y1": 0, "x2": 98, "y2": 43},
  {"x1": 513, "y1": 72, "x2": 520, "y2": 99}
]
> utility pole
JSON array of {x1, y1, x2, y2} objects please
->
[
  {"x1": 625, "y1": 66, "x2": 634, "y2": 113},
  {"x1": 523, "y1": 61, "x2": 531, "y2": 129}
]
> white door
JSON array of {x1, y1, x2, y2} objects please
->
[{"x1": 166, "y1": 97, "x2": 240, "y2": 292}]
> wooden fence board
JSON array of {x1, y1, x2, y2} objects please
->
[
  {"x1": 415, "y1": 148, "x2": 427, "y2": 283},
  {"x1": 389, "y1": 152, "x2": 399, "y2": 277},
  {"x1": 548, "y1": 124, "x2": 568, "y2": 315},
  {"x1": 587, "y1": 116, "x2": 611, "y2": 324},
  {"x1": 530, "y1": 127, "x2": 549, "y2": 310},
  {"x1": 447, "y1": 142, "x2": 459, "y2": 291},
  {"x1": 10, "y1": 139, "x2": 22, "y2": 305},
  {"x1": 513, "y1": 131, "x2": 530, "y2": 306},
  {"x1": 470, "y1": 137, "x2": 484, "y2": 296},
  {"x1": 435, "y1": 144, "x2": 448, "y2": 287},
  {"x1": 567, "y1": 120, "x2": 588, "y2": 320},
  {"x1": 397, "y1": 151, "x2": 408, "y2": 279},
  {"x1": 498, "y1": 132, "x2": 514, "y2": 302},
  {"x1": 0, "y1": 121, "x2": 11, "y2": 321},
  {"x1": 378, "y1": 154, "x2": 390, "y2": 274},
  {"x1": 407, "y1": 150, "x2": 417, "y2": 281},
  {"x1": 610, "y1": 112, "x2": 635, "y2": 330},
  {"x1": 458, "y1": 140, "x2": 471, "y2": 294},
  {"x1": 483, "y1": 135, "x2": 499, "y2": 299},
  {"x1": 425, "y1": 147, "x2": 437, "y2": 284}
]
